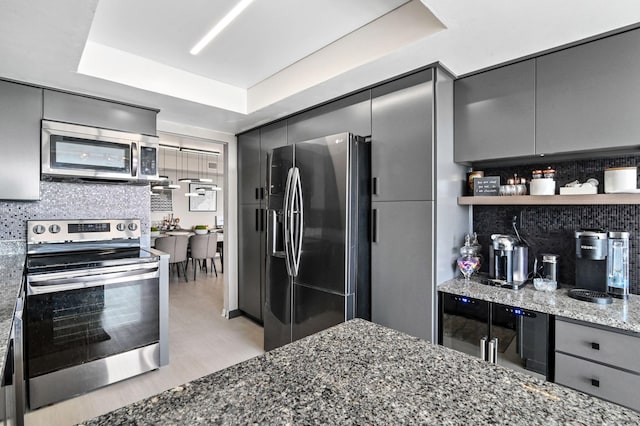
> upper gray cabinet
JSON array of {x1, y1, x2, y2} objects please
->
[
  {"x1": 0, "y1": 81, "x2": 42, "y2": 200},
  {"x1": 372, "y1": 70, "x2": 433, "y2": 201},
  {"x1": 43, "y1": 90, "x2": 157, "y2": 136},
  {"x1": 287, "y1": 91, "x2": 371, "y2": 144},
  {"x1": 536, "y1": 29, "x2": 640, "y2": 154},
  {"x1": 454, "y1": 60, "x2": 536, "y2": 163},
  {"x1": 238, "y1": 129, "x2": 261, "y2": 205}
]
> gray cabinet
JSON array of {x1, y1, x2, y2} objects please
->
[
  {"x1": 536, "y1": 29, "x2": 640, "y2": 154},
  {"x1": 237, "y1": 122, "x2": 287, "y2": 321},
  {"x1": 555, "y1": 318, "x2": 640, "y2": 411},
  {"x1": 0, "y1": 81, "x2": 42, "y2": 200},
  {"x1": 237, "y1": 130, "x2": 262, "y2": 204},
  {"x1": 287, "y1": 91, "x2": 371, "y2": 144},
  {"x1": 238, "y1": 204, "x2": 264, "y2": 321},
  {"x1": 372, "y1": 70, "x2": 434, "y2": 201},
  {"x1": 42, "y1": 89, "x2": 157, "y2": 136},
  {"x1": 454, "y1": 60, "x2": 536, "y2": 163},
  {"x1": 371, "y1": 200, "x2": 433, "y2": 341}
]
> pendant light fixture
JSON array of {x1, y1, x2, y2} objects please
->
[
  {"x1": 152, "y1": 146, "x2": 181, "y2": 191},
  {"x1": 179, "y1": 149, "x2": 213, "y2": 184},
  {"x1": 184, "y1": 150, "x2": 202, "y2": 197},
  {"x1": 194, "y1": 153, "x2": 222, "y2": 192}
]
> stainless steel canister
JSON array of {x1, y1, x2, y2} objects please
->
[{"x1": 541, "y1": 254, "x2": 559, "y2": 282}]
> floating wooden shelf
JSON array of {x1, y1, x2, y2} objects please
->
[{"x1": 458, "y1": 194, "x2": 640, "y2": 206}]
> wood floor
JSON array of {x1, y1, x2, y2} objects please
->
[{"x1": 25, "y1": 263, "x2": 264, "y2": 426}]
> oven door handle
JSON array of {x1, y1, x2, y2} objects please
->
[
  {"x1": 27, "y1": 262, "x2": 159, "y2": 283},
  {"x1": 27, "y1": 269, "x2": 159, "y2": 296}
]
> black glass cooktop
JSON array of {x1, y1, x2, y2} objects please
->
[{"x1": 27, "y1": 248, "x2": 157, "y2": 273}]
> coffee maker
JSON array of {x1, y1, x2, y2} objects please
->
[
  {"x1": 489, "y1": 234, "x2": 528, "y2": 289},
  {"x1": 574, "y1": 230, "x2": 608, "y2": 292}
]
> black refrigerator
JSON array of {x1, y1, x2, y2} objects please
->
[{"x1": 264, "y1": 132, "x2": 370, "y2": 351}]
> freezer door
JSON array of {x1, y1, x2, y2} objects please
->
[
  {"x1": 264, "y1": 145, "x2": 294, "y2": 351},
  {"x1": 293, "y1": 284, "x2": 354, "y2": 342},
  {"x1": 294, "y1": 133, "x2": 350, "y2": 295}
]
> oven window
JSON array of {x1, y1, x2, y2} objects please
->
[
  {"x1": 51, "y1": 135, "x2": 131, "y2": 173},
  {"x1": 25, "y1": 277, "x2": 159, "y2": 378}
]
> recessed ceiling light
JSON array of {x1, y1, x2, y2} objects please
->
[{"x1": 190, "y1": 0, "x2": 255, "y2": 55}]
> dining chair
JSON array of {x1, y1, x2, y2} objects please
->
[
  {"x1": 205, "y1": 233, "x2": 218, "y2": 277},
  {"x1": 155, "y1": 235, "x2": 188, "y2": 282},
  {"x1": 189, "y1": 234, "x2": 212, "y2": 280}
]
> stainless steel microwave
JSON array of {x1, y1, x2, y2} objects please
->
[{"x1": 41, "y1": 120, "x2": 159, "y2": 182}]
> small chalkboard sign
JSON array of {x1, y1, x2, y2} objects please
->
[{"x1": 473, "y1": 176, "x2": 500, "y2": 196}]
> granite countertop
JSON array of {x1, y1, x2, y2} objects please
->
[
  {"x1": 0, "y1": 254, "x2": 25, "y2": 375},
  {"x1": 81, "y1": 319, "x2": 640, "y2": 425},
  {"x1": 438, "y1": 277, "x2": 640, "y2": 334}
]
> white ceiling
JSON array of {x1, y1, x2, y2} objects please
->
[
  {"x1": 88, "y1": 0, "x2": 409, "y2": 88},
  {"x1": 1, "y1": 0, "x2": 640, "y2": 138}
]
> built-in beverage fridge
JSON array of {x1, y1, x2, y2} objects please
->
[{"x1": 438, "y1": 292, "x2": 551, "y2": 380}]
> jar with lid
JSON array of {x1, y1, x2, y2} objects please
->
[
  {"x1": 543, "y1": 167, "x2": 555, "y2": 179},
  {"x1": 457, "y1": 233, "x2": 481, "y2": 281}
]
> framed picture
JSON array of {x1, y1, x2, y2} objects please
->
[{"x1": 189, "y1": 183, "x2": 217, "y2": 212}]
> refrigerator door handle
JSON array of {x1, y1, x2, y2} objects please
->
[
  {"x1": 283, "y1": 167, "x2": 295, "y2": 276},
  {"x1": 291, "y1": 167, "x2": 303, "y2": 277}
]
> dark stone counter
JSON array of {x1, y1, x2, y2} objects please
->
[{"x1": 81, "y1": 319, "x2": 640, "y2": 425}]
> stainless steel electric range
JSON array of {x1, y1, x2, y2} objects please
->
[{"x1": 24, "y1": 219, "x2": 169, "y2": 409}]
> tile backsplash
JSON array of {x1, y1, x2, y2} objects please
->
[
  {"x1": 0, "y1": 181, "x2": 150, "y2": 251},
  {"x1": 473, "y1": 155, "x2": 640, "y2": 295}
]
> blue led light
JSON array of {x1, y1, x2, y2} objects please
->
[
  {"x1": 514, "y1": 309, "x2": 522, "y2": 315},
  {"x1": 461, "y1": 297, "x2": 469, "y2": 303}
]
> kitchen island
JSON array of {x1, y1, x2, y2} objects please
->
[{"x1": 81, "y1": 319, "x2": 640, "y2": 425}]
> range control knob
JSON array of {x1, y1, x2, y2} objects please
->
[
  {"x1": 128, "y1": 223, "x2": 138, "y2": 231},
  {"x1": 33, "y1": 225, "x2": 46, "y2": 235},
  {"x1": 49, "y1": 224, "x2": 61, "y2": 234},
  {"x1": 116, "y1": 223, "x2": 126, "y2": 232}
]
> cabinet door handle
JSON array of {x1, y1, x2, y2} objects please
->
[
  {"x1": 591, "y1": 342, "x2": 600, "y2": 350},
  {"x1": 260, "y1": 208, "x2": 265, "y2": 232},
  {"x1": 591, "y1": 378, "x2": 600, "y2": 388},
  {"x1": 372, "y1": 177, "x2": 378, "y2": 196},
  {"x1": 488, "y1": 338, "x2": 498, "y2": 364},
  {"x1": 255, "y1": 188, "x2": 260, "y2": 200},
  {"x1": 372, "y1": 209, "x2": 378, "y2": 243},
  {"x1": 255, "y1": 209, "x2": 259, "y2": 232}
]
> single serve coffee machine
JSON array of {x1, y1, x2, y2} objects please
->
[
  {"x1": 489, "y1": 234, "x2": 528, "y2": 289},
  {"x1": 572, "y1": 230, "x2": 630, "y2": 303},
  {"x1": 574, "y1": 230, "x2": 608, "y2": 292}
]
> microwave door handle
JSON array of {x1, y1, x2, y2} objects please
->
[{"x1": 131, "y1": 142, "x2": 138, "y2": 177}]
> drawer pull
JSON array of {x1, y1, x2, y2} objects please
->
[
  {"x1": 591, "y1": 378, "x2": 600, "y2": 387},
  {"x1": 591, "y1": 342, "x2": 600, "y2": 350}
]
